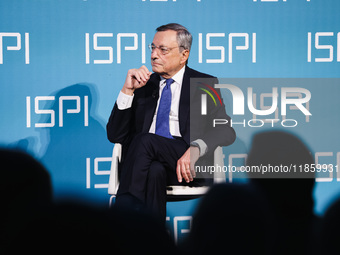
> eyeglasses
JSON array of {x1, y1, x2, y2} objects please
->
[{"x1": 148, "y1": 43, "x2": 184, "y2": 55}]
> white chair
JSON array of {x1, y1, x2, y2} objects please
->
[{"x1": 108, "y1": 143, "x2": 226, "y2": 206}]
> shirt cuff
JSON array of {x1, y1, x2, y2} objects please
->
[
  {"x1": 191, "y1": 139, "x2": 208, "y2": 157},
  {"x1": 116, "y1": 91, "x2": 134, "y2": 110}
]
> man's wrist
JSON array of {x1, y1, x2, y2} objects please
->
[
  {"x1": 190, "y1": 142, "x2": 201, "y2": 155},
  {"x1": 190, "y1": 139, "x2": 208, "y2": 157},
  {"x1": 121, "y1": 87, "x2": 134, "y2": 96}
]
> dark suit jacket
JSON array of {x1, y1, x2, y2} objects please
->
[{"x1": 107, "y1": 66, "x2": 235, "y2": 163}]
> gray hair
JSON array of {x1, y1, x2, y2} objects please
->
[{"x1": 156, "y1": 23, "x2": 192, "y2": 52}]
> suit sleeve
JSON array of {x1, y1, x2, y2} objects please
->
[
  {"x1": 106, "y1": 102, "x2": 135, "y2": 145},
  {"x1": 191, "y1": 77, "x2": 236, "y2": 155},
  {"x1": 203, "y1": 88, "x2": 236, "y2": 153}
]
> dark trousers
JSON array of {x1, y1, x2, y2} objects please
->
[{"x1": 115, "y1": 133, "x2": 188, "y2": 221}]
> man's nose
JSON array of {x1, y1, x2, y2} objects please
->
[{"x1": 151, "y1": 49, "x2": 159, "y2": 60}]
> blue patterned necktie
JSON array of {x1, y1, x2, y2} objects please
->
[{"x1": 155, "y1": 78, "x2": 174, "y2": 139}]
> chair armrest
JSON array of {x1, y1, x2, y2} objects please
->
[
  {"x1": 213, "y1": 146, "x2": 226, "y2": 184},
  {"x1": 108, "y1": 143, "x2": 122, "y2": 195}
]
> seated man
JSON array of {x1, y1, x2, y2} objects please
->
[{"x1": 107, "y1": 23, "x2": 235, "y2": 221}]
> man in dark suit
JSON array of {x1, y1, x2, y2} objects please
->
[{"x1": 107, "y1": 23, "x2": 235, "y2": 221}]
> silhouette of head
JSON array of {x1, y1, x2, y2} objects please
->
[{"x1": 247, "y1": 131, "x2": 315, "y2": 218}]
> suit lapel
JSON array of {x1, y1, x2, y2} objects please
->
[
  {"x1": 142, "y1": 74, "x2": 160, "y2": 133},
  {"x1": 179, "y1": 66, "x2": 191, "y2": 134}
]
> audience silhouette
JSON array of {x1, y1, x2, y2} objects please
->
[
  {"x1": 181, "y1": 131, "x2": 320, "y2": 255},
  {"x1": 247, "y1": 131, "x2": 319, "y2": 254},
  {"x1": 319, "y1": 197, "x2": 340, "y2": 255},
  {"x1": 181, "y1": 183, "x2": 274, "y2": 254},
  {"x1": 1, "y1": 130, "x2": 338, "y2": 254},
  {"x1": 1, "y1": 148, "x2": 177, "y2": 254},
  {"x1": 1, "y1": 148, "x2": 52, "y2": 249}
]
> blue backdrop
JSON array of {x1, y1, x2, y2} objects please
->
[{"x1": 1, "y1": 0, "x2": 340, "y2": 242}]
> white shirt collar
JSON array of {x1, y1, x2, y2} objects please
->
[{"x1": 160, "y1": 65, "x2": 186, "y2": 85}]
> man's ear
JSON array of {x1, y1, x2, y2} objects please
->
[{"x1": 180, "y1": 49, "x2": 190, "y2": 65}]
